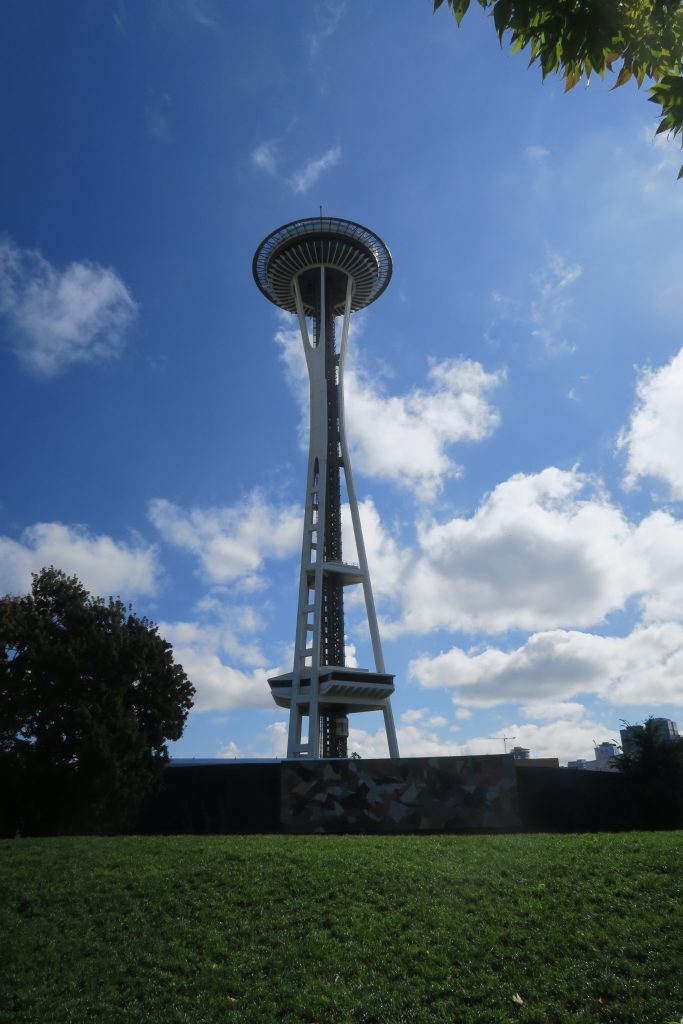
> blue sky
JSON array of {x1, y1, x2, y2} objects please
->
[{"x1": 2, "y1": 1, "x2": 683, "y2": 764}]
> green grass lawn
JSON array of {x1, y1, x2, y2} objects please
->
[{"x1": 2, "y1": 832, "x2": 682, "y2": 1024}]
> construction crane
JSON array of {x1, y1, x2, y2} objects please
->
[{"x1": 485, "y1": 734, "x2": 516, "y2": 753}]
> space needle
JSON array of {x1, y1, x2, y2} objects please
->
[{"x1": 253, "y1": 216, "x2": 400, "y2": 759}]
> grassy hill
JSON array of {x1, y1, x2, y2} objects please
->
[{"x1": 2, "y1": 832, "x2": 682, "y2": 1023}]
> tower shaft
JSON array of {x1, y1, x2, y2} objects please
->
[
  {"x1": 254, "y1": 216, "x2": 399, "y2": 760},
  {"x1": 318, "y1": 286, "x2": 347, "y2": 757},
  {"x1": 319, "y1": 289, "x2": 345, "y2": 672}
]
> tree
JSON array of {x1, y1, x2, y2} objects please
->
[
  {"x1": 0, "y1": 567, "x2": 195, "y2": 835},
  {"x1": 614, "y1": 718, "x2": 683, "y2": 828},
  {"x1": 434, "y1": 0, "x2": 683, "y2": 177}
]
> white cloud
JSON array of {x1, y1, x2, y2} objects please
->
[
  {"x1": 160, "y1": 615, "x2": 267, "y2": 669},
  {"x1": 619, "y1": 347, "x2": 683, "y2": 499},
  {"x1": 217, "y1": 740, "x2": 242, "y2": 759},
  {"x1": 341, "y1": 498, "x2": 411, "y2": 601},
  {"x1": 410, "y1": 620, "x2": 683, "y2": 710},
  {"x1": 346, "y1": 358, "x2": 504, "y2": 500},
  {"x1": 398, "y1": 467, "x2": 641, "y2": 635},
  {"x1": 467, "y1": 715, "x2": 617, "y2": 764},
  {"x1": 247, "y1": 720, "x2": 288, "y2": 759},
  {"x1": 275, "y1": 324, "x2": 504, "y2": 499},
  {"x1": 0, "y1": 522, "x2": 157, "y2": 598},
  {"x1": 148, "y1": 494, "x2": 300, "y2": 585},
  {"x1": 632, "y1": 510, "x2": 683, "y2": 622},
  {"x1": 530, "y1": 251, "x2": 582, "y2": 353},
  {"x1": 486, "y1": 251, "x2": 582, "y2": 357},
  {"x1": 0, "y1": 238, "x2": 137, "y2": 375},
  {"x1": 524, "y1": 144, "x2": 549, "y2": 161},
  {"x1": 288, "y1": 145, "x2": 341, "y2": 194},
  {"x1": 252, "y1": 140, "x2": 278, "y2": 176},
  {"x1": 348, "y1": 707, "x2": 615, "y2": 764},
  {"x1": 521, "y1": 700, "x2": 586, "y2": 721},
  {"x1": 401, "y1": 707, "x2": 428, "y2": 724},
  {"x1": 166, "y1": 642, "x2": 277, "y2": 712},
  {"x1": 349, "y1": 718, "x2": 461, "y2": 759},
  {"x1": 216, "y1": 721, "x2": 289, "y2": 760},
  {"x1": 637, "y1": 124, "x2": 683, "y2": 193},
  {"x1": 308, "y1": 1, "x2": 345, "y2": 56}
]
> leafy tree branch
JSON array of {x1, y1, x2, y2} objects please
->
[{"x1": 434, "y1": 0, "x2": 683, "y2": 176}]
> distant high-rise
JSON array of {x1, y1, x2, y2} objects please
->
[
  {"x1": 620, "y1": 718, "x2": 679, "y2": 755},
  {"x1": 253, "y1": 217, "x2": 399, "y2": 760}
]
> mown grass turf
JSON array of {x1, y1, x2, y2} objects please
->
[{"x1": 1, "y1": 832, "x2": 682, "y2": 1024}]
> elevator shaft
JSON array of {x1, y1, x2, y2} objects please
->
[{"x1": 315, "y1": 274, "x2": 347, "y2": 757}]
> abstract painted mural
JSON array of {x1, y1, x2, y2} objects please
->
[{"x1": 280, "y1": 754, "x2": 521, "y2": 833}]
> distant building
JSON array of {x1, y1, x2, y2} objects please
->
[
  {"x1": 620, "y1": 718, "x2": 679, "y2": 755},
  {"x1": 512, "y1": 746, "x2": 560, "y2": 769},
  {"x1": 566, "y1": 741, "x2": 619, "y2": 772},
  {"x1": 511, "y1": 746, "x2": 530, "y2": 760}
]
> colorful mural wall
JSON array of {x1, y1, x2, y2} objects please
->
[{"x1": 280, "y1": 754, "x2": 521, "y2": 833}]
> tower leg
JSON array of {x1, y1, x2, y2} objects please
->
[{"x1": 383, "y1": 701, "x2": 399, "y2": 758}]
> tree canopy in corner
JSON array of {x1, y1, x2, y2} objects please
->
[
  {"x1": 434, "y1": 0, "x2": 683, "y2": 177},
  {"x1": 0, "y1": 567, "x2": 195, "y2": 835}
]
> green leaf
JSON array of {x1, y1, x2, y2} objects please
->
[
  {"x1": 454, "y1": 0, "x2": 471, "y2": 26},
  {"x1": 612, "y1": 64, "x2": 633, "y2": 89},
  {"x1": 493, "y1": 0, "x2": 513, "y2": 41},
  {"x1": 564, "y1": 68, "x2": 582, "y2": 92},
  {"x1": 433, "y1": 0, "x2": 445, "y2": 11}
]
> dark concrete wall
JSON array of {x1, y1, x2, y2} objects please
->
[
  {"x1": 515, "y1": 766, "x2": 640, "y2": 832},
  {"x1": 136, "y1": 763, "x2": 280, "y2": 835},
  {"x1": 135, "y1": 759, "x2": 641, "y2": 835}
]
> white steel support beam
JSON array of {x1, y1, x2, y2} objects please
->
[{"x1": 257, "y1": 218, "x2": 399, "y2": 761}]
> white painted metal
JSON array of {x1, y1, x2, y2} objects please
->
[{"x1": 284, "y1": 263, "x2": 399, "y2": 760}]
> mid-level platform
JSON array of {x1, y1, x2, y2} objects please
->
[{"x1": 268, "y1": 665, "x2": 395, "y2": 714}]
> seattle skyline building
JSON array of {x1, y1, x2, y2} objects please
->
[{"x1": 253, "y1": 216, "x2": 400, "y2": 760}]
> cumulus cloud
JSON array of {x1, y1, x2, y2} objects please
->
[
  {"x1": 217, "y1": 720, "x2": 289, "y2": 760},
  {"x1": 148, "y1": 494, "x2": 300, "y2": 585},
  {"x1": 341, "y1": 498, "x2": 411, "y2": 601},
  {"x1": 160, "y1": 615, "x2": 267, "y2": 669},
  {"x1": 288, "y1": 145, "x2": 341, "y2": 194},
  {"x1": 158, "y1": 617, "x2": 277, "y2": 712},
  {"x1": 349, "y1": 716, "x2": 462, "y2": 759},
  {"x1": 619, "y1": 346, "x2": 683, "y2": 499},
  {"x1": 349, "y1": 709, "x2": 615, "y2": 763},
  {"x1": 0, "y1": 238, "x2": 137, "y2": 375},
  {"x1": 410, "y1": 620, "x2": 683, "y2": 710},
  {"x1": 0, "y1": 522, "x2": 157, "y2": 598},
  {"x1": 471, "y1": 715, "x2": 617, "y2": 763},
  {"x1": 346, "y1": 358, "x2": 503, "y2": 500},
  {"x1": 632, "y1": 510, "x2": 683, "y2": 622},
  {"x1": 175, "y1": 653, "x2": 274, "y2": 712},
  {"x1": 275, "y1": 324, "x2": 504, "y2": 499},
  {"x1": 520, "y1": 700, "x2": 586, "y2": 721},
  {"x1": 398, "y1": 467, "x2": 641, "y2": 635},
  {"x1": 247, "y1": 720, "x2": 288, "y2": 758}
]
